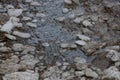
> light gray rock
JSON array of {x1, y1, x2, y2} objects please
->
[
  {"x1": 42, "y1": 43, "x2": 50, "y2": 47},
  {"x1": 5, "y1": 34, "x2": 16, "y2": 40},
  {"x1": 62, "y1": 8, "x2": 69, "y2": 13},
  {"x1": 8, "y1": 9, "x2": 23, "y2": 17},
  {"x1": 75, "y1": 40, "x2": 87, "y2": 46},
  {"x1": 22, "y1": 17, "x2": 32, "y2": 21},
  {"x1": 36, "y1": 13, "x2": 46, "y2": 18},
  {"x1": 1, "y1": 17, "x2": 19, "y2": 33},
  {"x1": 75, "y1": 71, "x2": 85, "y2": 77},
  {"x1": 21, "y1": 45, "x2": 36, "y2": 54},
  {"x1": 12, "y1": 43, "x2": 24, "y2": 51},
  {"x1": 74, "y1": 57, "x2": 86, "y2": 64},
  {"x1": 85, "y1": 68, "x2": 98, "y2": 78},
  {"x1": 13, "y1": 31, "x2": 31, "y2": 38},
  {"x1": 82, "y1": 20, "x2": 93, "y2": 27},
  {"x1": 76, "y1": 34, "x2": 91, "y2": 41},
  {"x1": 106, "y1": 49, "x2": 120, "y2": 61},
  {"x1": 25, "y1": 0, "x2": 33, "y2": 3},
  {"x1": 0, "y1": 55, "x2": 24, "y2": 74},
  {"x1": 60, "y1": 43, "x2": 77, "y2": 49},
  {"x1": 3, "y1": 70, "x2": 39, "y2": 80},
  {"x1": 26, "y1": 22, "x2": 37, "y2": 28},
  {"x1": 20, "y1": 54, "x2": 39, "y2": 69},
  {"x1": 64, "y1": 0, "x2": 72, "y2": 4},
  {"x1": 74, "y1": 57, "x2": 88, "y2": 70},
  {"x1": 0, "y1": 47, "x2": 11, "y2": 52},
  {"x1": 30, "y1": 2, "x2": 40, "y2": 6},
  {"x1": 102, "y1": 66, "x2": 120, "y2": 80},
  {"x1": 73, "y1": 17, "x2": 83, "y2": 24},
  {"x1": 56, "y1": 17, "x2": 65, "y2": 22}
]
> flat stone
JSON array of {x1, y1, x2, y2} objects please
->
[
  {"x1": 106, "y1": 49, "x2": 120, "y2": 61},
  {"x1": 22, "y1": 17, "x2": 32, "y2": 21},
  {"x1": 60, "y1": 43, "x2": 77, "y2": 49},
  {"x1": 1, "y1": 17, "x2": 19, "y2": 33},
  {"x1": 13, "y1": 31, "x2": 31, "y2": 38},
  {"x1": 5, "y1": 34, "x2": 16, "y2": 40},
  {"x1": 8, "y1": 9, "x2": 23, "y2": 17},
  {"x1": 12, "y1": 43, "x2": 24, "y2": 51},
  {"x1": 64, "y1": 0, "x2": 72, "y2": 4},
  {"x1": 73, "y1": 17, "x2": 83, "y2": 24},
  {"x1": 75, "y1": 71, "x2": 85, "y2": 77},
  {"x1": 36, "y1": 13, "x2": 46, "y2": 18},
  {"x1": 75, "y1": 40, "x2": 87, "y2": 46},
  {"x1": 102, "y1": 66, "x2": 120, "y2": 80},
  {"x1": 76, "y1": 34, "x2": 91, "y2": 41},
  {"x1": 82, "y1": 20, "x2": 93, "y2": 27},
  {"x1": 3, "y1": 70, "x2": 39, "y2": 80},
  {"x1": 30, "y1": 2, "x2": 40, "y2": 6},
  {"x1": 20, "y1": 54, "x2": 39, "y2": 69},
  {"x1": 85, "y1": 68, "x2": 98, "y2": 78},
  {"x1": 26, "y1": 22, "x2": 37, "y2": 28},
  {"x1": 0, "y1": 47, "x2": 11, "y2": 52},
  {"x1": 62, "y1": 8, "x2": 69, "y2": 13}
]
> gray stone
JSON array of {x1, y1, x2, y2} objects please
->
[
  {"x1": 85, "y1": 68, "x2": 98, "y2": 78},
  {"x1": 8, "y1": 9, "x2": 23, "y2": 17},
  {"x1": 102, "y1": 66, "x2": 120, "y2": 80},
  {"x1": 13, "y1": 31, "x2": 31, "y2": 38},
  {"x1": 12, "y1": 43, "x2": 24, "y2": 51},
  {"x1": 76, "y1": 34, "x2": 91, "y2": 41},
  {"x1": 3, "y1": 70, "x2": 39, "y2": 80},
  {"x1": 82, "y1": 20, "x2": 93, "y2": 27},
  {"x1": 75, "y1": 40, "x2": 87, "y2": 46}
]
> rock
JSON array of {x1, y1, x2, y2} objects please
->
[
  {"x1": 25, "y1": 0, "x2": 33, "y2": 3},
  {"x1": 106, "y1": 49, "x2": 120, "y2": 61},
  {"x1": 36, "y1": 13, "x2": 46, "y2": 18},
  {"x1": 13, "y1": 31, "x2": 31, "y2": 38},
  {"x1": 85, "y1": 68, "x2": 98, "y2": 78},
  {"x1": 62, "y1": 8, "x2": 69, "y2": 13},
  {"x1": 14, "y1": 23, "x2": 23, "y2": 28},
  {"x1": 73, "y1": 17, "x2": 83, "y2": 24},
  {"x1": 0, "y1": 55, "x2": 24, "y2": 74},
  {"x1": 82, "y1": 20, "x2": 93, "y2": 27},
  {"x1": 0, "y1": 47, "x2": 11, "y2": 52},
  {"x1": 12, "y1": 43, "x2": 24, "y2": 51},
  {"x1": 20, "y1": 54, "x2": 39, "y2": 69},
  {"x1": 5, "y1": 34, "x2": 16, "y2": 40},
  {"x1": 60, "y1": 43, "x2": 77, "y2": 49},
  {"x1": 3, "y1": 70, "x2": 39, "y2": 80},
  {"x1": 26, "y1": 22, "x2": 37, "y2": 28},
  {"x1": 1, "y1": 17, "x2": 19, "y2": 33},
  {"x1": 75, "y1": 40, "x2": 87, "y2": 46},
  {"x1": 74, "y1": 57, "x2": 86, "y2": 64},
  {"x1": 42, "y1": 43, "x2": 50, "y2": 47},
  {"x1": 68, "y1": 14, "x2": 75, "y2": 19},
  {"x1": 30, "y1": 2, "x2": 40, "y2": 6},
  {"x1": 64, "y1": 0, "x2": 72, "y2": 5},
  {"x1": 22, "y1": 17, "x2": 32, "y2": 21},
  {"x1": 75, "y1": 71, "x2": 85, "y2": 77},
  {"x1": 21, "y1": 45, "x2": 36, "y2": 54},
  {"x1": 82, "y1": 28, "x2": 93, "y2": 34},
  {"x1": 8, "y1": 9, "x2": 23, "y2": 17},
  {"x1": 74, "y1": 57, "x2": 88, "y2": 70},
  {"x1": 102, "y1": 66, "x2": 120, "y2": 80},
  {"x1": 6, "y1": 5, "x2": 14, "y2": 9},
  {"x1": 76, "y1": 34, "x2": 91, "y2": 41},
  {"x1": 105, "y1": 46, "x2": 120, "y2": 51},
  {"x1": 56, "y1": 17, "x2": 65, "y2": 22}
]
